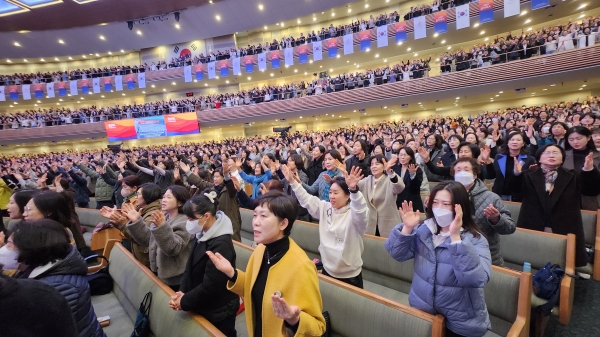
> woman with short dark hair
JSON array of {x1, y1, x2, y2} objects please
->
[
  {"x1": 563, "y1": 126, "x2": 600, "y2": 210},
  {"x1": 14, "y1": 219, "x2": 106, "y2": 337},
  {"x1": 208, "y1": 191, "x2": 326, "y2": 337},
  {"x1": 302, "y1": 149, "x2": 345, "y2": 202}
]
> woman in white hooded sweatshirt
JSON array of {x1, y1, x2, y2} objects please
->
[{"x1": 282, "y1": 164, "x2": 368, "y2": 288}]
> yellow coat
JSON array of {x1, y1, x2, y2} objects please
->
[
  {"x1": 0, "y1": 179, "x2": 13, "y2": 210},
  {"x1": 228, "y1": 238, "x2": 326, "y2": 337}
]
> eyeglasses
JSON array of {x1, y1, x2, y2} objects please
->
[{"x1": 542, "y1": 151, "x2": 562, "y2": 156}]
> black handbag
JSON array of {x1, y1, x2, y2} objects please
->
[
  {"x1": 85, "y1": 255, "x2": 113, "y2": 296},
  {"x1": 131, "y1": 292, "x2": 152, "y2": 337},
  {"x1": 322, "y1": 311, "x2": 332, "y2": 337}
]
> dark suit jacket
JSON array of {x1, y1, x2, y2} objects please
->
[
  {"x1": 306, "y1": 156, "x2": 325, "y2": 185},
  {"x1": 441, "y1": 151, "x2": 457, "y2": 167},
  {"x1": 487, "y1": 153, "x2": 536, "y2": 201},
  {"x1": 393, "y1": 165, "x2": 424, "y2": 212}
]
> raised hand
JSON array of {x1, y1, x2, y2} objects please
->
[
  {"x1": 150, "y1": 210, "x2": 166, "y2": 227},
  {"x1": 280, "y1": 164, "x2": 295, "y2": 183},
  {"x1": 271, "y1": 294, "x2": 301, "y2": 326},
  {"x1": 173, "y1": 168, "x2": 180, "y2": 181},
  {"x1": 323, "y1": 174, "x2": 333, "y2": 184},
  {"x1": 480, "y1": 145, "x2": 491, "y2": 164},
  {"x1": 417, "y1": 147, "x2": 430, "y2": 163},
  {"x1": 584, "y1": 152, "x2": 595, "y2": 171},
  {"x1": 345, "y1": 166, "x2": 364, "y2": 190},
  {"x1": 206, "y1": 251, "x2": 235, "y2": 278},
  {"x1": 407, "y1": 163, "x2": 418, "y2": 175},
  {"x1": 100, "y1": 206, "x2": 117, "y2": 219},
  {"x1": 259, "y1": 183, "x2": 268, "y2": 195},
  {"x1": 513, "y1": 158, "x2": 524, "y2": 174},
  {"x1": 222, "y1": 162, "x2": 230, "y2": 175},
  {"x1": 121, "y1": 202, "x2": 143, "y2": 223},
  {"x1": 449, "y1": 204, "x2": 463, "y2": 238},
  {"x1": 234, "y1": 158, "x2": 243, "y2": 168},
  {"x1": 398, "y1": 200, "x2": 421, "y2": 232},
  {"x1": 483, "y1": 204, "x2": 501, "y2": 224},
  {"x1": 334, "y1": 159, "x2": 348, "y2": 176},
  {"x1": 231, "y1": 176, "x2": 241, "y2": 192},
  {"x1": 384, "y1": 156, "x2": 398, "y2": 174}
]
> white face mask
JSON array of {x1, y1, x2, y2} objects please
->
[
  {"x1": 432, "y1": 208, "x2": 454, "y2": 228},
  {"x1": 542, "y1": 127, "x2": 550, "y2": 134},
  {"x1": 186, "y1": 216, "x2": 208, "y2": 235},
  {"x1": 0, "y1": 246, "x2": 19, "y2": 270},
  {"x1": 454, "y1": 171, "x2": 475, "y2": 187}
]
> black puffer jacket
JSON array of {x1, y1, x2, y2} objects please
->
[{"x1": 32, "y1": 246, "x2": 106, "y2": 337}]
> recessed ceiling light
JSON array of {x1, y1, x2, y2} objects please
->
[
  {"x1": 270, "y1": 73, "x2": 274, "y2": 76},
  {"x1": 101, "y1": 95, "x2": 105, "y2": 98},
  {"x1": 480, "y1": 31, "x2": 485, "y2": 35},
  {"x1": 121, "y1": 49, "x2": 124, "y2": 53},
  {"x1": 397, "y1": 41, "x2": 403, "y2": 45},
  {"x1": 441, "y1": 40, "x2": 446, "y2": 44},
  {"x1": 499, "y1": 91, "x2": 503, "y2": 93},
  {"x1": 383, "y1": 59, "x2": 387, "y2": 62},
  {"x1": 434, "y1": 33, "x2": 439, "y2": 37},
  {"x1": 336, "y1": 55, "x2": 340, "y2": 58},
  {"x1": 520, "y1": 11, "x2": 528, "y2": 16},
  {"x1": 95, "y1": 53, "x2": 99, "y2": 56},
  {"x1": 68, "y1": 56, "x2": 73, "y2": 60},
  {"x1": 294, "y1": 69, "x2": 298, "y2": 73},
  {"x1": 226, "y1": 80, "x2": 229, "y2": 84},
  {"x1": 215, "y1": 14, "x2": 221, "y2": 21},
  {"x1": 365, "y1": 4, "x2": 369, "y2": 8},
  {"x1": 456, "y1": 97, "x2": 460, "y2": 99},
  {"x1": 122, "y1": 93, "x2": 125, "y2": 96},
  {"x1": 142, "y1": 91, "x2": 146, "y2": 94},
  {"x1": 258, "y1": 4, "x2": 263, "y2": 10},
  {"x1": 175, "y1": 24, "x2": 180, "y2": 29},
  {"x1": 297, "y1": 19, "x2": 301, "y2": 24},
  {"x1": 151, "y1": 85, "x2": 155, "y2": 88},
  {"x1": 83, "y1": 55, "x2": 86, "y2": 58},
  {"x1": 37, "y1": 100, "x2": 40, "y2": 103},
  {"x1": 59, "y1": 99, "x2": 63, "y2": 102},
  {"x1": 331, "y1": 13, "x2": 335, "y2": 17},
  {"x1": 474, "y1": 23, "x2": 480, "y2": 27},
  {"x1": 484, "y1": 37, "x2": 489, "y2": 41},
  {"x1": 58, "y1": 39, "x2": 64, "y2": 44},
  {"x1": 247, "y1": 77, "x2": 251, "y2": 80},
  {"x1": 304, "y1": 72, "x2": 307, "y2": 75},
  {"x1": 14, "y1": 42, "x2": 20, "y2": 47},
  {"x1": 163, "y1": 88, "x2": 166, "y2": 91},
  {"x1": 414, "y1": 53, "x2": 418, "y2": 56},
  {"x1": 108, "y1": 51, "x2": 112, "y2": 55},
  {"x1": 348, "y1": 9, "x2": 351, "y2": 13},
  {"x1": 329, "y1": 68, "x2": 333, "y2": 72},
  {"x1": 264, "y1": 25, "x2": 267, "y2": 30},
  {"x1": 407, "y1": 47, "x2": 412, "y2": 51},
  {"x1": 447, "y1": 46, "x2": 451, "y2": 50},
  {"x1": 313, "y1": 17, "x2": 316, "y2": 21},
  {"x1": 137, "y1": 30, "x2": 142, "y2": 35},
  {"x1": 577, "y1": 4, "x2": 586, "y2": 10},
  {"x1": 204, "y1": 83, "x2": 208, "y2": 86},
  {"x1": 281, "y1": 22, "x2": 284, "y2": 27},
  {"x1": 171, "y1": 82, "x2": 176, "y2": 85},
  {"x1": 6, "y1": 59, "x2": 11, "y2": 63},
  {"x1": 23, "y1": 59, "x2": 28, "y2": 62},
  {"x1": 525, "y1": 19, "x2": 531, "y2": 24},
  {"x1": 99, "y1": 35, "x2": 105, "y2": 40},
  {"x1": 40, "y1": 58, "x2": 45, "y2": 62}
]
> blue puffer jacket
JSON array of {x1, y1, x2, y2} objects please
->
[
  {"x1": 385, "y1": 220, "x2": 492, "y2": 337},
  {"x1": 35, "y1": 246, "x2": 106, "y2": 337}
]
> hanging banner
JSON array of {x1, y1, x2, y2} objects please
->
[
  {"x1": 313, "y1": 42, "x2": 322, "y2": 61},
  {"x1": 479, "y1": 0, "x2": 494, "y2": 24},
  {"x1": 377, "y1": 25, "x2": 388, "y2": 48},
  {"x1": 258, "y1": 53, "x2": 267, "y2": 71},
  {"x1": 414, "y1": 16, "x2": 426, "y2": 39},
  {"x1": 208, "y1": 62, "x2": 216, "y2": 79},
  {"x1": 0, "y1": 86, "x2": 4, "y2": 102},
  {"x1": 126, "y1": 74, "x2": 135, "y2": 90},
  {"x1": 434, "y1": 10, "x2": 448, "y2": 34},
  {"x1": 47, "y1": 82, "x2": 55, "y2": 98},
  {"x1": 138, "y1": 73, "x2": 146, "y2": 89},
  {"x1": 395, "y1": 22, "x2": 407, "y2": 43},
  {"x1": 532, "y1": 0, "x2": 549, "y2": 10},
  {"x1": 245, "y1": 56, "x2": 254, "y2": 73},
  {"x1": 115, "y1": 75, "x2": 123, "y2": 91},
  {"x1": 360, "y1": 30, "x2": 371, "y2": 51},
  {"x1": 9, "y1": 86, "x2": 18, "y2": 100},
  {"x1": 284, "y1": 47, "x2": 294, "y2": 66},
  {"x1": 456, "y1": 4, "x2": 471, "y2": 30},
  {"x1": 34, "y1": 84, "x2": 44, "y2": 98},
  {"x1": 103, "y1": 77, "x2": 112, "y2": 92},
  {"x1": 298, "y1": 45, "x2": 308, "y2": 64},
  {"x1": 57, "y1": 82, "x2": 67, "y2": 97},
  {"x1": 504, "y1": 0, "x2": 520, "y2": 17},
  {"x1": 232, "y1": 57, "x2": 241, "y2": 75},
  {"x1": 69, "y1": 80, "x2": 78, "y2": 96},
  {"x1": 219, "y1": 60, "x2": 228, "y2": 77},
  {"x1": 271, "y1": 51, "x2": 280, "y2": 69},
  {"x1": 328, "y1": 38, "x2": 338, "y2": 58},
  {"x1": 344, "y1": 34, "x2": 354, "y2": 55},
  {"x1": 22, "y1": 85, "x2": 31, "y2": 100},
  {"x1": 184, "y1": 65, "x2": 192, "y2": 82},
  {"x1": 194, "y1": 64, "x2": 203, "y2": 80}
]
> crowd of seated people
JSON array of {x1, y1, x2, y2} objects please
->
[
  {"x1": 439, "y1": 16, "x2": 600, "y2": 72},
  {"x1": 0, "y1": 0, "x2": 475, "y2": 86},
  {"x1": 2, "y1": 93, "x2": 599, "y2": 336}
]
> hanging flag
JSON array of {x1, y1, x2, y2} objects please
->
[
  {"x1": 9, "y1": 86, "x2": 18, "y2": 100},
  {"x1": 414, "y1": 16, "x2": 426, "y2": 40},
  {"x1": 258, "y1": 53, "x2": 267, "y2": 71},
  {"x1": 313, "y1": 42, "x2": 322, "y2": 61},
  {"x1": 434, "y1": 10, "x2": 448, "y2": 34},
  {"x1": 245, "y1": 56, "x2": 254, "y2": 73},
  {"x1": 455, "y1": 4, "x2": 471, "y2": 30},
  {"x1": 344, "y1": 34, "x2": 354, "y2": 55},
  {"x1": 232, "y1": 57, "x2": 241, "y2": 75},
  {"x1": 138, "y1": 73, "x2": 146, "y2": 88},
  {"x1": 70, "y1": 80, "x2": 78, "y2": 96},
  {"x1": 184, "y1": 66, "x2": 192, "y2": 82},
  {"x1": 22, "y1": 85, "x2": 31, "y2": 100},
  {"x1": 57, "y1": 82, "x2": 67, "y2": 96},
  {"x1": 47, "y1": 82, "x2": 55, "y2": 98},
  {"x1": 219, "y1": 60, "x2": 228, "y2": 77},
  {"x1": 103, "y1": 77, "x2": 112, "y2": 92},
  {"x1": 377, "y1": 25, "x2": 388, "y2": 48},
  {"x1": 298, "y1": 45, "x2": 308, "y2": 64},
  {"x1": 285, "y1": 47, "x2": 294, "y2": 66},
  {"x1": 271, "y1": 51, "x2": 280, "y2": 69},
  {"x1": 208, "y1": 62, "x2": 216, "y2": 79},
  {"x1": 0, "y1": 86, "x2": 4, "y2": 102},
  {"x1": 328, "y1": 38, "x2": 338, "y2": 58},
  {"x1": 395, "y1": 22, "x2": 407, "y2": 43},
  {"x1": 115, "y1": 75, "x2": 123, "y2": 91},
  {"x1": 126, "y1": 74, "x2": 135, "y2": 90},
  {"x1": 532, "y1": 0, "x2": 549, "y2": 10},
  {"x1": 504, "y1": 0, "x2": 520, "y2": 17},
  {"x1": 194, "y1": 64, "x2": 203, "y2": 80},
  {"x1": 479, "y1": 0, "x2": 494, "y2": 24},
  {"x1": 360, "y1": 31, "x2": 371, "y2": 51},
  {"x1": 34, "y1": 83, "x2": 44, "y2": 98}
]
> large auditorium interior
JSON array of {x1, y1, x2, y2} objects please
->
[{"x1": 1, "y1": 0, "x2": 600, "y2": 336}]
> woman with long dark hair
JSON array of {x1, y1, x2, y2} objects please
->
[
  {"x1": 385, "y1": 181, "x2": 491, "y2": 337},
  {"x1": 393, "y1": 147, "x2": 424, "y2": 212}
]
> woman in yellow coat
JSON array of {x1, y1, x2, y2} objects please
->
[{"x1": 207, "y1": 191, "x2": 325, "y2": 337}]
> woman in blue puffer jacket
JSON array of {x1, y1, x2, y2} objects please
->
[
  {"x1": 14, "y1": 219, "x2": 106, "y2": 337},
  {"x1": 385, "y1": 181, "x2": 492, "y2": 337}
]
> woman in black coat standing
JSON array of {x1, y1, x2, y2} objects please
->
[
  {"x1": 510, "y1": 144, "x2": 600, "y2": 267},
  {"x1": 393, "y1": 147, "x2": 424, "y2": 212}
]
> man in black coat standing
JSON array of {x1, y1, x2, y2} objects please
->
[{"x1": 306, "y1": 145, "x2": 326, "y2": 185}]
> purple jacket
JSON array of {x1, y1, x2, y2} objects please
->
[{"x1": 385, "y1": 220, "x2": 492, "y2": 337}]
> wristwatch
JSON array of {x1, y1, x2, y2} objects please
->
[{"x1": 349, "y1": 187, "x2": 359, "y2": 194}]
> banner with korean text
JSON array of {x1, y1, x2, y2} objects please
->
[{"x1": 434, "y1": 10, "x2": 448, "y2": 34}]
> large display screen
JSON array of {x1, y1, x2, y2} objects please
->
[{"x1": 104, "y1": 112, "x2": 199, "y2": 143}]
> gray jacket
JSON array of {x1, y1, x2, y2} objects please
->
[
  {"x1": 469, "y1": 179, "x2": 516, "y2": 266},
  {"x1": 77, "y1": 162, "x2": 116, "y2": 202},
  {"x1": 127, "y1": 213, "x2": 193, "y2": 286}
]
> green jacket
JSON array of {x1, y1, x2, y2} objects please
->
[{"x1": 77, "y1": 161, "x2": 117, "y2": 202}]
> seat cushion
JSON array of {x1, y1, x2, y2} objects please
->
[
  {"x1": 91, "y1": 292, "x2": 134, "y2": 337},
  {"x1": 363, "y1": 280, "x2": 409, "y2": 305}
]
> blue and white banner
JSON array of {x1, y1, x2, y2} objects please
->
[
  {"x1": 245, "y1": 56, "x2": 254, "y2": 73},
  {"x1": 232, "y1": 57, "x2": 241, "y2": 75},
  {"x1": 47, "y1": 82, "x2": 55, "y2": 98},
  {"x1": 285, "y1": 47, "x2": 294, "y2": 66},
  {"x1": 103, "y1": 77, "x2": 112, "y2": 92},
  {"x1": 138, "y1": 73, "x2": 146, "y2": 88},
  {"x1": 532, "y1": 0, "x2": 549, "y2": 10},
  {"x1": 313, "y1": 42, "x2": 322, "y2": 61},
  {"x1": 22, "y1": 85, "x2": 31, "y2": 100},
  {"x1": 344, "y1": 34, "x2": 354, "y2": 55},
  {"x1": 327, "y1": 38, "x2": 337, "y2": 58},
  {"x1": 414, "y1": 16, "x2": 426, "y2": 39},
  {"x1": 377, "y1": 25, "x2": 388, "y2": 48},
  {"x1": 70, "y1": 80, "x2": 78, "y2": 96},
  {"x1": 115, "y1": 75, "x2": 123, "y2": 91},
  {"x1": 271, "y1": 51, "x2": 280, "y2": 69},
  {"x1": 208, "y1": 62, "x2": 216, "y2": 79},
  {"x1": 184, "y1": 66, "x2": 192, "y2": 82},
  {"x1": 504, "y1": 0, "x2": 520, "y2": 17},
  {"x1": 258, "y1": 53, "x2": 267, "y2": 71},
  {"x1": 0, "y1": 86, "x2": 4, "y2": 101},
  {"x1": 455, "y1": 4, "x2": 470, "y2": 30}
]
